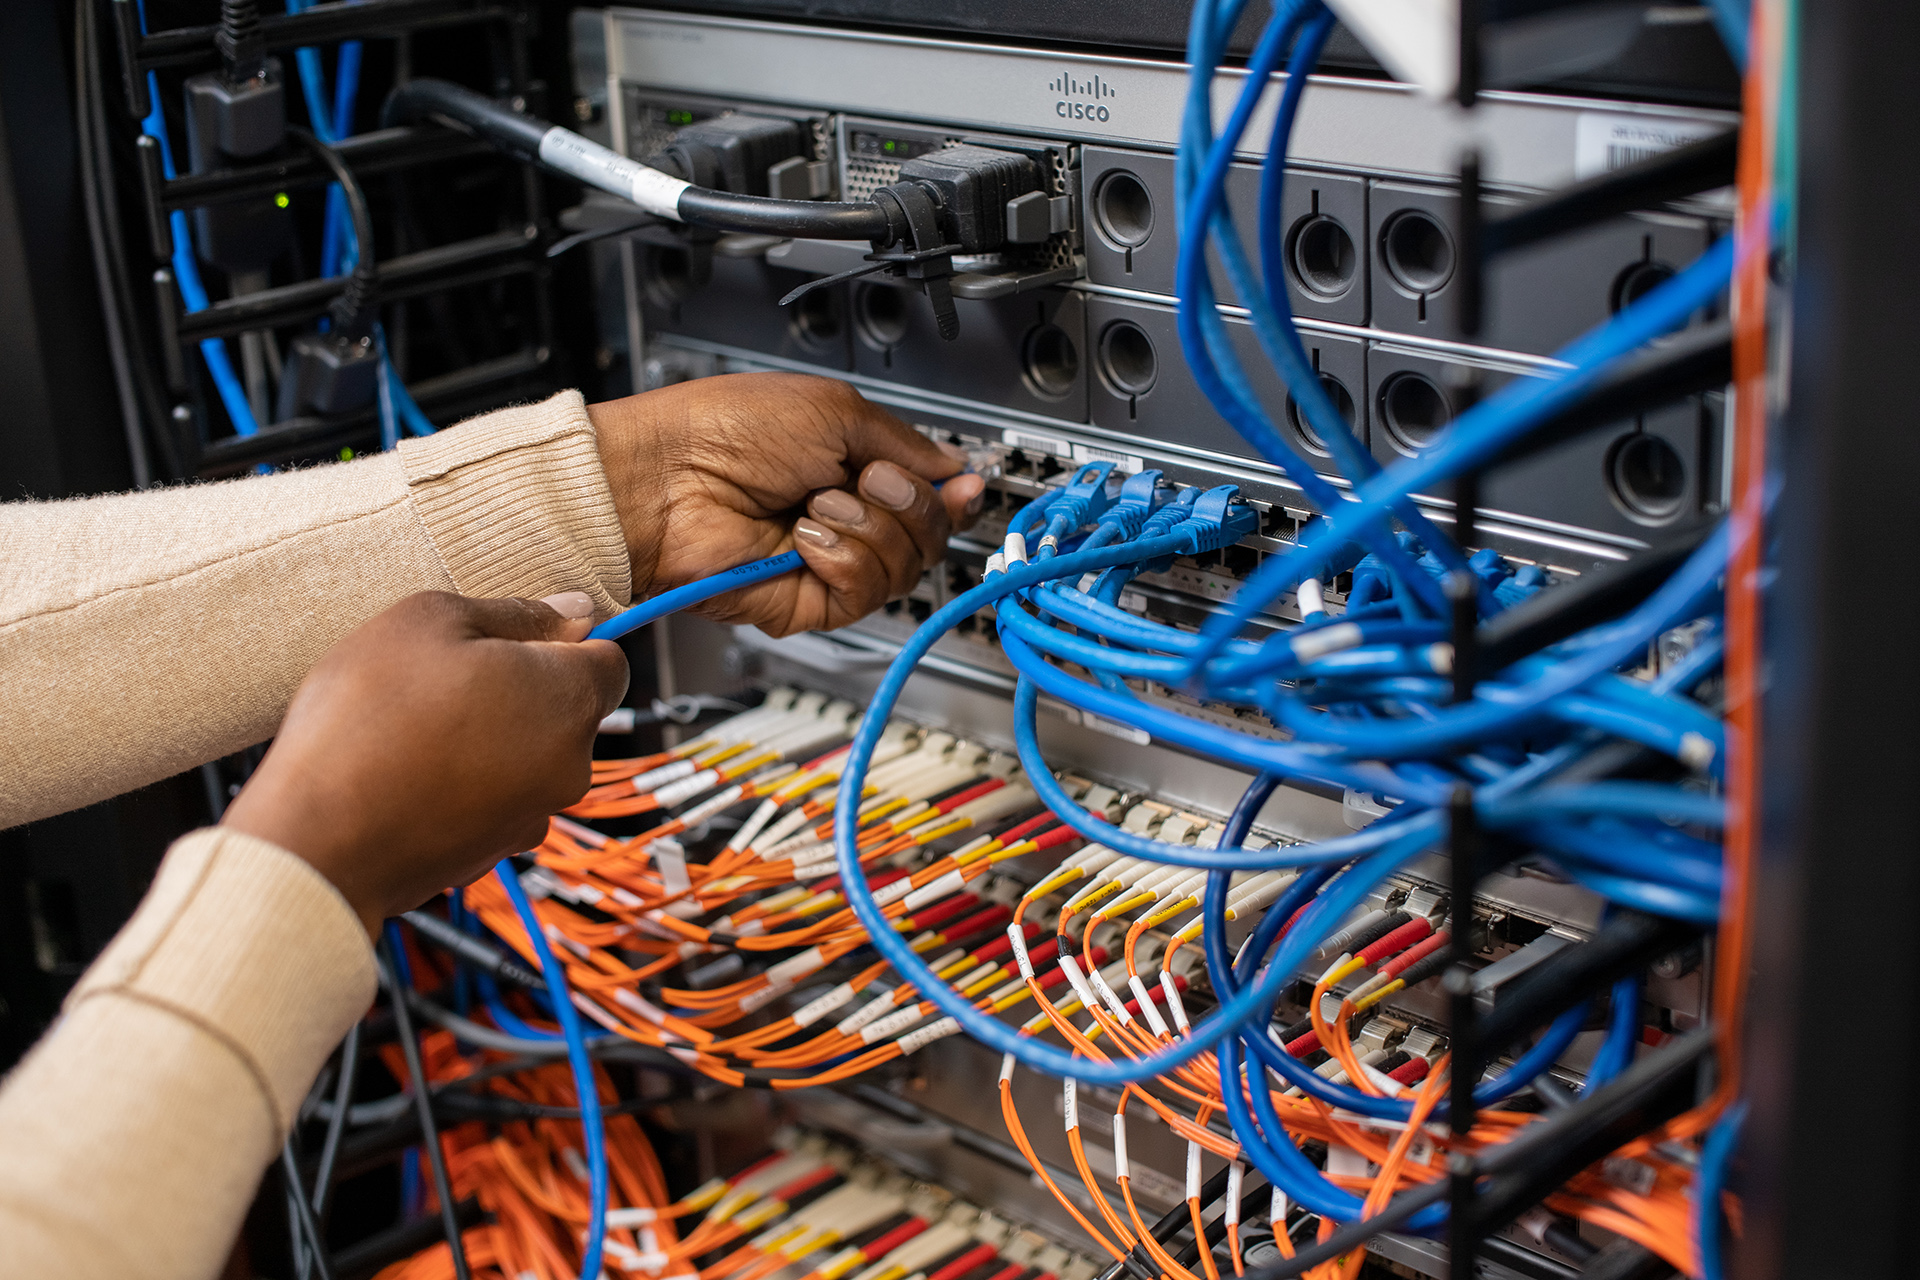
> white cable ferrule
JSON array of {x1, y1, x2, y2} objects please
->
[
  {"x1": 1000, "y1": 1052, "x2": 1017, "y2": 1085},
  {"x1": 1271, "y1": 1187, "x2": 1289, "y2": 1231},
  {"x1": 1226, "y1": 1162, "x2": 1245, "y2": 1224},
  {"x1": 1159, "y1": 972, "x2": 1191, "y2": 1034},
  {"x1": 1004, "y1": 532, "x2": 1028, "y2": 566},
  {"x1": 1186, "y1": 1142, "x2": 1203, "y2": 1201},
  {"x1": 1112, "y1": 1113, "x2": 1130, "y2": 1179},
  {"x1": 985, "y1": 552, "x2": 1007, "y2": 577}
]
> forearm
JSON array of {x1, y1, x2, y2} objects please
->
[
  {"x1": 0, "y1": 391, "x2": 630, "y2": 828},
  {"x1": 0, "y1": 828, "x2": 376, "y2": 1280}
]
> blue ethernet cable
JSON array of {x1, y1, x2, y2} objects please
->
[
  {"x1": 1172, "y1": 0, "x2": 1460, "y2": 620},
  {"x1": 1585, "y1": 974, "x2": 1644, "y2": 1091},
  {"x1": 1693, "y1": 1100, "x2": 1747, "y2": 1280},
  {"x1": 587, "y1": 550, "x2": 806, "y2": 642},
  {"x1": 497, "y1": 861, "x2": 608, "y2": 1280}
]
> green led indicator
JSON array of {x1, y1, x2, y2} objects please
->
[
  {"x1": 667, "y1": 109, "x2": 693, "y2": 125},
  {"x1": 883, "y1": 140, "x2": 895, "y2": 153},
  {"x1": 339, "y1": 447, "x2": 355, "y2": 461},
  {"x1": 274, "y1": 192, "x2": 290, "y2": 208}
]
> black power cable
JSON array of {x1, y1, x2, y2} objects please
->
[
  {"x1": 284, "y1": 127, "x2": 378, "y2": 340},
  {"x1": 379, "y1": 944, "x2": 473, "y2": 1280}
]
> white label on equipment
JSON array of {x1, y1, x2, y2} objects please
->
[
  {"x1": 1072, "y1": 443, "x2": 1147, "y2": 475},
  {"x1": 539, "y1": 127, "x2": 690, "y2": 219},
  {"x1": 1003, "y1": 429, "x2": 1072, "y2": 458},
  {"x1": 1573, "y1": 113, "x2": 1726, "y2": 180}
]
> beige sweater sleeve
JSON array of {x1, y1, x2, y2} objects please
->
[
  {"x1": 0, "y1": 389, "x2": 630, "y2": 829},
  {"x1": 0, "y1": 827, "x2": 377, "y2": 1279}
]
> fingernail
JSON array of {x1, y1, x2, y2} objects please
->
[
  {"x1": 938, "y1": 441, "x2": 972, "y2": 466},
  {"x1": 540, "y1": 591, "x2": 596, "y2": 619},
  {"x1": 810, "y1": 488, "x2": 865, "y2": 524},
  {"x1": 794, "y1": 517, "x2": 840, "y2": 549},
  {"x1": 861, "y1": 461, "x2": 917, "y2": 511}
]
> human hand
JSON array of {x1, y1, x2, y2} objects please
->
[
  {"x1": 590, "y1": 372, "x2": 987, "y2": 637},
  {"x1": 222, "y1": 591, "x2": 628, "y2": 935}
]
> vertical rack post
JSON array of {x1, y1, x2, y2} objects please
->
[{"x1": 1444, "y1": 783, "x2": 1481, "y2": 1280}]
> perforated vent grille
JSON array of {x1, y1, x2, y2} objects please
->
[{"x1": 842, "y1": 157, "x2": 903, "y2": 202}]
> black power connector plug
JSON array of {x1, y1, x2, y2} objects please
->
[
  {"x1": 184, "y1": 2, "x2": 289, "y2": 272},
  {"x1": 649, "y1": 113, "x2": 814, "y2": 198},
  {"x1": 895, "y1": 144, "x2": 1041, "y2": 254},
  {"x1": 276, "y1": 332, "x2": 380, "y2": 420}
]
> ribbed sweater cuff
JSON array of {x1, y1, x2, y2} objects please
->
[
  {"x1": 398, "y1": 389, "x2": 633, "y2": 615},
  {"x1": 67, "y1": 828, "x2": 377, "y2": 1128}
]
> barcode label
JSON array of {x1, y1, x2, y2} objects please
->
[
  {"x1": 1003, "y1": 429, "x2": 1071, "y2": 457},
  {"x1": 1573, "y1": 112, "x2": 1727, "y2": 180}
]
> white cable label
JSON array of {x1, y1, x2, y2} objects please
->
[
  {"x1": 1112, "y1": 1113, "x2": 1130, "y2": 1179},
  {"x1": 539, "y1": 126, "x2": 690, "y2": 220},
  {"x1": 628, "y1": 758, "x2": 698, "y2": 794},
  {"x1": 730, "y1": 798, "x2": 781, "y2": 852},
  {"x1": 897, "y1": 1016, "x2": 961, "y2": 1055},
  {"x1": 654, "y1": 769, "x2": 721, "y2": 809},
  {"x1": 612, "y1": 987, "x2": 676, "y2": 1027},
  {"x1": 1129, "y1": 974, "x2": 1169, "y2": 1038},
  {"x1": 1007, "y1": 925, "x2": 1035, "y2": 979},
  {"x1": 1226, "y1": 1161, "x2": 1244, "y2": 1224},
  {"x1": 1000, "y1": 1052, "x2": 1017, "y2": 1084},
  {"x1": 860, "y1": 1006, "x2": 928, "y2": 1044},
  {"x1": 1089, "y1": 967, "x2": 1133, "y2": 1025},
  {"x1": 1057, "y1": 956, "x2": 1099, "y2": 1012},
  {"x1": 738, "y1": 978, "x2": 795, "y2": 1014},
  {"x1": 835, "y1": 991, "x2": 898, "y2": 1036},
  {"x1": 791, "y1": 982, "x2": 855, "y2": 1029},
  {"x1": 651, "y1": 838, "x2": 692, "y2": 897},
  {"x1": 1062, "y1": 1078, "x2": 1078, "y2": 1131},
  {"x1": 551, "y1": 815, "x2": 610, "y2": 848},
  {"x1": 766, "y1": 946, "x2": 826, "y2": 987},
  {"x1": 903, "y1": 869, "x2": 966, "y2": 912},
  {"x1": 872, "y1": 877, "x2": 919, "y2": 907},
  {"x1": 1290, "y1": 621, "x2": 1362, "y2": 662},
  {"x1": 1004, "y1": 532, "x2": 1028, "y2": 566},
  {"x1": 606, "y1": 1207, "x2": 659, "y2": 1227},
  {"x1": 1159, "y1": 972, "x2": 1191, "y2": 1034},
  {"x1": 678, "y1": 785, "x2": 747, "y2": 833},
  {"x1": 1186, "y1": 1142, "x2": 1203, "y2": 1200}
]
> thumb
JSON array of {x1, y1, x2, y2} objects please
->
[{"x1": 463, "y1": 592, "x2": 599, "y2": 643}]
